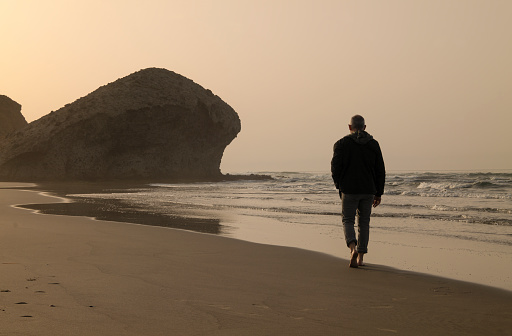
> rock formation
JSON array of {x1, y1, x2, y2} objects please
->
[
  {"x1": 0, "y1": 68, "x2": 241, "y2": 181},
  {"x1": 0, "y1": 95, "x2": 27, "y2": 138}
]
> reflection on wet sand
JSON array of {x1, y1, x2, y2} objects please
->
[{"x1": 17, "y1": 182, "x2": 222, "y2": 235}]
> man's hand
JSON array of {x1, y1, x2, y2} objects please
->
[{"x1": 373, "y1": 196, "x2": 381, "y2": 208}]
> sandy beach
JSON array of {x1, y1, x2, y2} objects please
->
[{"x1": 1, "y1": 184, "x2": 511, "y2": 336}]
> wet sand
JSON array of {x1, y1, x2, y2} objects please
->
[{"x1": 1, "y1": 184, "x2": 511, "y2": 335}]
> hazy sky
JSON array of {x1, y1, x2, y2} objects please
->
[{"x1": 1, "y1": 0, "x2": 511, "y2": 173}]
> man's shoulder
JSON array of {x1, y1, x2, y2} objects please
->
[
  {"x1": 334, "y1": 135, "x2": 352, "y2": 146},
  {"x1": 368, "y1": 138, "x2": 380, "y2": 146}
]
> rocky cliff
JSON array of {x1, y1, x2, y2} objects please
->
[
  {"x1": 0, "y1": 68, "x2": 241, "y2": 181},
  {"x1": 0, "y1": 95, "x2": 27, "y2": 138}
]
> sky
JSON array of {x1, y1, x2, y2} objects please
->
[{"x1": 1, "y1": 0, "x2": 511, "y2": 173}]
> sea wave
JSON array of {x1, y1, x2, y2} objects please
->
[
  {"x1": 382, "y1": 203, "x2": 512, "y2": 215},
  {"x1": 385, "y1": 190, "x2": 511, "y2": 199},
  {"x1": 371, "y1": 212, "x2": 512, "y2": 227},
  {"x1": 69, "y1": 171, "x2": 512, "y2": 231},
  {"x1": 141, "y1": 199, "x2": 512, "y2": 227}
]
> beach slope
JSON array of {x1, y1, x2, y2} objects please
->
[{"x1": 1, "y1": 185, "x2": 511, "y2": 335}]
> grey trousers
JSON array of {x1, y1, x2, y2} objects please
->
[{"x1": 341, "y1": 193, "x2": 374, "y2": 254}]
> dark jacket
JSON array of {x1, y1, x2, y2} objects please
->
[{"x1": 331, "y1": 130, "x2": 385, "y2": 196}]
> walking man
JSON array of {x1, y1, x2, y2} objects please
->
[{"x1": 331, "y1": 115, "x2": 385, "y2": 268}]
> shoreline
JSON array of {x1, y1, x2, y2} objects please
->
[
  {"x1": 9, "y1": 181, "x2": 512, "y2": 292},
  {"x1": 1, "y1": 184, "x2": 512, "y2": 335}
]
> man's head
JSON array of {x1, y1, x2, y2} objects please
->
[{"x1": 349, "y1": 115, "x2": 366, "y2": 132}]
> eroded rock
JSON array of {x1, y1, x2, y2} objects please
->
[
  {"x1": 0, "y1": 95, "x2": 27, "y2": 138},
  {"x1": 0, "y1": 68, "x2": 240, "y2": 181}
]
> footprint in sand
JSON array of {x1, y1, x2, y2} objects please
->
[
  {"x1": 432, "y1": 286, "x2": 453, "y2": 295},
  {"x1": 299, "y1": 308, "x2": 327, "y2": 312},
  {"x1": 208, "y1": 304, "x2": 231, "y2": 310},
  {"x1": 376, "y1": 328, "x2": 398, "y2": 333}
]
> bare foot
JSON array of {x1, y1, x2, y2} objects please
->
[
  {"x1": 357, "y1": 254, "x2": 365, "y2": 266},
  {"x1": 349, "y1": 249, "x2": 358, "y2": 268}
]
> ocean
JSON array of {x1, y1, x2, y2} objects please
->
[{"x1": 26, "y1": 171, "x2": 512, "y2": 291}]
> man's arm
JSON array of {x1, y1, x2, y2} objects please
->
[
  {"x1": 331, "y1": 140, "x2": 343, "y2": 189},
  {"x1": 374, "y1": 140, "x2": 386, "y2": 198}
]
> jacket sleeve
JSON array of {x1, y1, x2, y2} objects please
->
[
  {"x1": 374, "y1": 141, "x2": 386, "y2": 197},
  {"x1": 331, "y1": 140, "x2": 342, "y2": 189}
]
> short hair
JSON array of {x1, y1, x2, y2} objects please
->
[{"x1": 350, "y1": 115, "x2": 365, "y2": 130}]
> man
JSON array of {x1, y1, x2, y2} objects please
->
[{"x1": 331, "y1": 115, "x2": 385, "y2": 268}]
